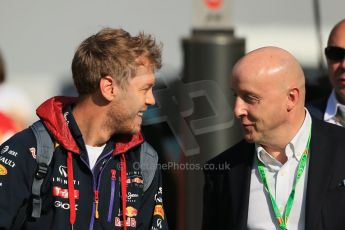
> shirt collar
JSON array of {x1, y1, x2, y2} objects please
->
[
  {"x1": 256, "y1": 109, "x2": 312, "y2": 169},
  {"x1": 325, "y1": 90, "x2": 340, "y2": 121}
]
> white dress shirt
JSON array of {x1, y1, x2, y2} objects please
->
[
  {"x1": 247, "y1": 110, "x2": 312, "y2": 230},
  {"x1": 324, "y1": 90, "x2": 345, "y2": 127}
]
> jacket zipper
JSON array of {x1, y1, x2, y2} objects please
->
[
  {"x1": 107, "y1": 169, "x2": 117, "y2": 222},
  {"x1": 81, "y1": 150, "x2": 113, "y2": 230},
  {"x1": 94, "y1": 190, "x2": 100, "y2": 219}
]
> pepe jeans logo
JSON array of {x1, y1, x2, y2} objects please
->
[
  {"x1": 143, "y1": 77, "x2": 235, "y2": 156},
  {"x1": 127, "y1": 192, "x2": 139, "y2": 200}
]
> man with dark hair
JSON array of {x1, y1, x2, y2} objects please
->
[
  {"x1": 0, "y1": 50, "x2": 34, "y2": 130},
  {"x1": 308, "y1": 19, "x2": 345, "y2": 126},
  {"x1": 0, "y1": 28, "x2": 168, "y2": 230}
]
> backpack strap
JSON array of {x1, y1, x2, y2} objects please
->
[
  {"x1": 140, "y1": 141, "x2": 158, "y2": 192},
  {"x1": 30, "y1": 120, "x2": 54, "y2": 218}
]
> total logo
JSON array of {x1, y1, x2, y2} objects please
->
[
  {"x1": 54, "y1": 200, "x2": 78, "y2": 210},
  {"x1": 0, "y1": 146, "x2": 9, "y2": 154},
  {"x1": 0, "y1": 146, "x2": 18, "y2": 157}
]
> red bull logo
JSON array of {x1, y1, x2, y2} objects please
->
[{"x1": 126, "y1": 206, "x2": 138, "y2": 217}]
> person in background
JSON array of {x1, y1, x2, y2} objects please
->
[
  {"x1": 308, "y1": 19, "x2": 345, "y2": 126},
  {"x1": 0, "y1": 28, "x2": 168, "y2": 230},
  {"x1": 0, "y1": 49, "x2": 35, "y2": 132},
  {"x1": 0, "y1": 50, "x2": 20, "y2": 144},
  {"x1": 203, "y1": 46, "x2": 345, "y2": 229},
  {"x1": 0, "y1": 112, "x2": 17, "y2": 144}
]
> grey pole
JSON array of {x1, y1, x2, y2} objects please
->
[
  {"x1": 182, "y1": 28, "x2": 245, "y2": 230},
  {"x1": 142, "y1": 1, "x2": 246, "y2": 229}
]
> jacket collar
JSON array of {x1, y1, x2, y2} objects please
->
[{"x1": 36, "y1": 96, "x2": 144, "y2": 155}]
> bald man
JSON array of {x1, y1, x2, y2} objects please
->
[
  {"x1": 308, "y1": 19, "x2": 345, "y2": 126},
  {"x1": 202, "y1": 46, "x2": 345, "y2": 230}
]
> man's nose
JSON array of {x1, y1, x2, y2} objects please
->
[
  {"x1": 146, "y1": 88, "x2": 155, "y2": 106},
  {"x1": 233, "y1": 97, "x2": 247, "y2": 119}
]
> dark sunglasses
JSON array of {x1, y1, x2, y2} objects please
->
[{"x1": 325, "y1": 46, "x2": 345, "y2": 61}]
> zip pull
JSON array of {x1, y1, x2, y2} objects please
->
[
  {"x1": 94, "y1": 190, "x2": 99, "y2": 219},
  {"x1": 107, "y1": 169, "x2": 117, "y2": 222},
  {"x1": 111, "y1": 169, "x2": 116, "y2": 180}
]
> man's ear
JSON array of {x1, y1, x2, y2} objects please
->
[
  {"x1": 100, "y1": 76, "x2": 118, "y2": 101},
  {"x1": 287, "y1": 87, "x2": 300, "y2": 111}
]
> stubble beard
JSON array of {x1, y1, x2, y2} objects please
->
[{"x1": 105, "y1": 107, "x2": 139, "y2": 135}]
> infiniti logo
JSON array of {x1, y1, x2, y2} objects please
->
[
  {"x1": 63, "y1": 112, "x2": 70, "y2": 125},
  {"x1": 59, "y1": 165, "x2": 67, "y2": 177}
]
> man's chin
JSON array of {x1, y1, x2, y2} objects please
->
[
  {"x1": 243, "y1": 133, "x2": 256, "y2": 143},
  {"x1": 115, "y1": 125, "x2": 141, "y2": 136},
  {"x1": 244, "y1": 137, "x2": 255, "y2": 143},
  {"x1": 130, "y1": 125, "x2": 141, "y2": 135}
]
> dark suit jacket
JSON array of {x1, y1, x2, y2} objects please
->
[
  {"x1": 306, "y1": 97, "x2": 328, "y2": 120},
  {"x1": 202, "y1": 118, "x2": 345, "y2": 230}
]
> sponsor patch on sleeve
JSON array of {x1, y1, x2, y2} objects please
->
[
  {"x1": 29, "y1": 147, "x2": 36, "y2": 159},
  {"x1": 0, "y1": 164, "x2": 8, "y2": 176},
  {"x1": 153, "y1": 204, "x2": 165, "y2": 220}
]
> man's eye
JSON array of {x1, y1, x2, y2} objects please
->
[
  {"x1": 243, "y1": 95, "x2": 260, "y2": 104},
  {"x1": 142, "y1": 87, "x2": 151, "y2": 91}
]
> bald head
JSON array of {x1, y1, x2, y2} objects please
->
[
  {"x1": 232, "y1": 46, "x2": 305, "y2": 105},
  {"x1": 328, "y1": 19, "x2": 345, "y2": 46},
  {"x1": 326, "y1": 19, "x2": 345, "y2": 104},
  {"x1": 231, "y1": 46, "x2": 307, "y2": 148}
]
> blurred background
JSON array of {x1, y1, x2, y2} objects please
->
[{"x1": 1, "y1": 0, "x2": 344, "y2": 229}]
